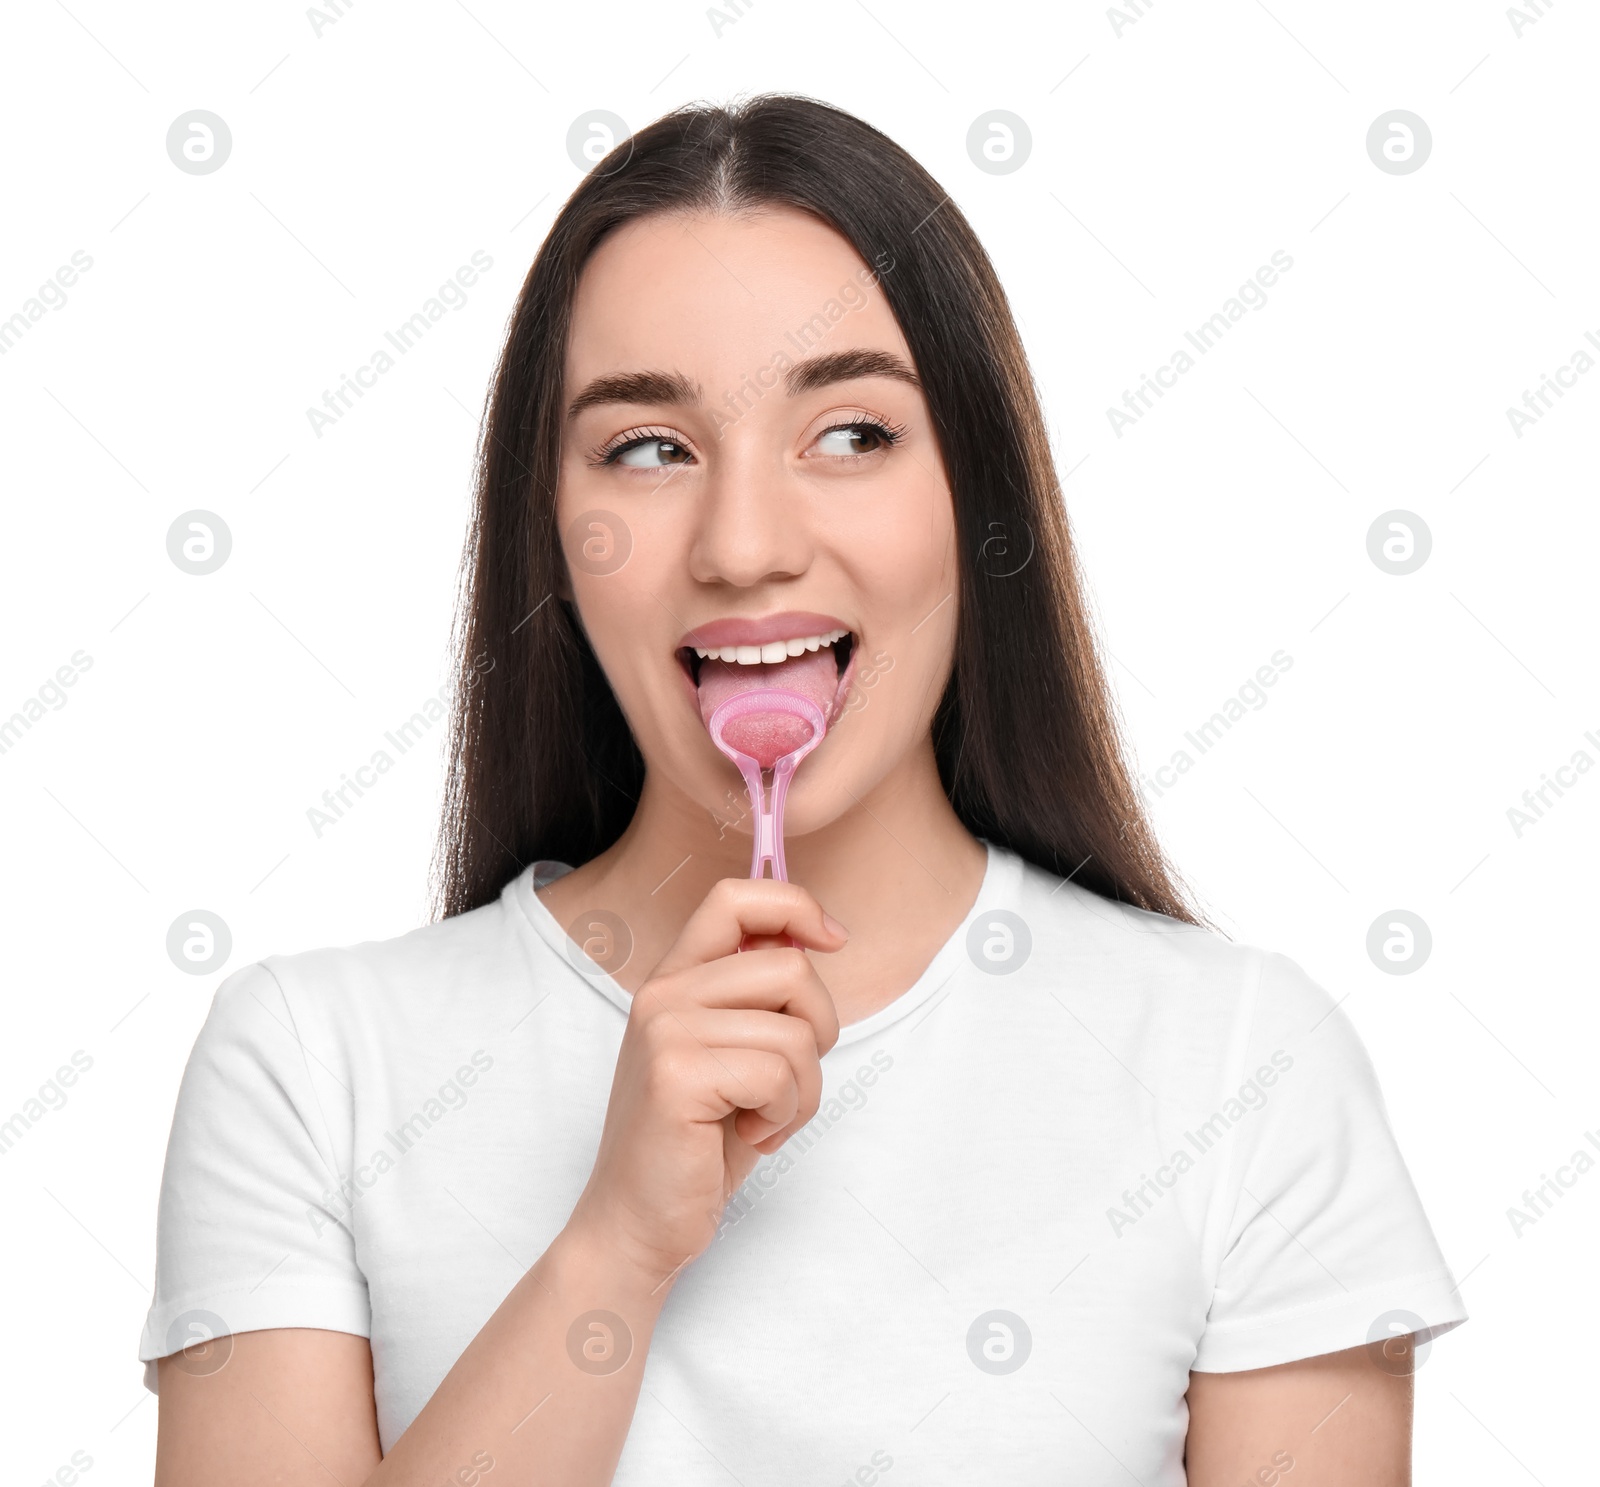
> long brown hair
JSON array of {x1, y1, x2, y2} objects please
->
[{"x1": 429, "y1": 93, "x2": 1210, "y2": 930}]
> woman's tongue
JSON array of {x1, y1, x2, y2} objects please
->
[{"x1": 696, "y1": 647, "x2": 838, "y2": 766}]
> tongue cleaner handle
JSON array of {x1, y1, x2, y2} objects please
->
[{"x1": 707, "y1": 689, "x2": 827, "y2": 950}]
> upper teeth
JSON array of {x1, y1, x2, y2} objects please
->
[{"x1": 693, "y1": 628, "x2": 849, "y2": 666}]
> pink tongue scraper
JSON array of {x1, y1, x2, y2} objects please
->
[
  {"x1": 705, "y1": 687, "x2": 827, "y2": 953},
  {"x1": 696, "y1": 633, "x2": 842, "y2": 945}
]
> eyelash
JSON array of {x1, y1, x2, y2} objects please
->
[
  {"x1": 588, "y1": 425, "x2": 681, "y2": 467},
  {"x1": 588, "y1": 412, "x2": 908, "y2": 467},
  {"x1": 820, "y1": 411, "x2": 908, "y2": 455}
]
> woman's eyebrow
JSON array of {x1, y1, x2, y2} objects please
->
[
  {"x1": 564, "y1": 348, "x2": 921, "y2": 421},
  {"x1": 785, "y1": 348, "x2": 921, "y2": 395},
  {"x1": 566, "y1": 369, "x2": 701, "y2": 421}
]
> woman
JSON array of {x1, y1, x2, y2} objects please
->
[{"x1": 141, "y1": 95, "x2": 1466, "y2": 1485}]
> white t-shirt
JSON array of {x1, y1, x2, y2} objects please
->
[{"x1": 139, "y1": 840, "x2": 1466, "y2": 1482}]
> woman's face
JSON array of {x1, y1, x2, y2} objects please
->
[{"x1": 557, "y1": 206, "x2": 958, "y2": 846}]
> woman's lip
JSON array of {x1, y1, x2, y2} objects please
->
[
  {"x1": 678, "y1": 610, "x2": 852, "y2": 652},
  {"x1": 677, "y1": 649, "x2": 701, "y2": 713},
  {"x1": 826, "y1": 637, "x2": 859, "y2": 727}
]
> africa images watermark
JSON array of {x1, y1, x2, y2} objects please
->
[
  {"x1": 1508, "y1": 0, "x2": 1561, "y2": 38},
  {"x1": 304, "y1": 251, "x2": 495, "y2": 438},
  {"x1": 0, "y1": 1050, "x2": 94, "y2": 1157},
  {"x1": 1504, "y1": 724, "x2": 1600, "y2": 838},
  {"x1": 306, "y1": 0, "x2": 362, "y2": 38},
  {"x1": 1138, "y1": 649, "x2": 1295, "y2": 800},
  {"x1": 717, "y1": 1049, "x2": 895, "y2": 1237},
  {"x1": 1106, "y1": 250, "x2": 1295, "y2": 437},
  {"x1": 0, "y1": 249, "x2": 94, "y2": 357},
  {"x1": 1503, "y1": 326, "x2": 1600, "y2": 437},
  {"x1": 1107, "y1": 0, "x2": 1162, "y2": 38},
  {"x1": 0, "y1": 648, "x2": 94, "y2": 758},
  {"x1": 1106, "y1": 1049, "x2": 1295, "y2": 1236},
  {"x1": 707, "y1": 251, "x2": 897, "y2": 439},
  {"x1": 706, "y1": 0, "x2": 756, "y2": 37},
  {"x1": 306, "y1": 653, "x2": 493, "y2": 838},
  {"x1": 1505, "y1": 1124, "x2": 1600, "y2": 1237},
  {"x1": 307, "y1": 1051, "x2": 494, "y2": 1238}
]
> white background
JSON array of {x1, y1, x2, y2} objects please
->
[{"x1": 1, "y1": 0, "x2": 1595, "y2": 1480}]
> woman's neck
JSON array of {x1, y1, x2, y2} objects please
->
[{"x1": 534, "y1": 739, "x2": 988, "y2": 1027}]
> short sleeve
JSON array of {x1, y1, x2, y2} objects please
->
[
  {"x1": 138, "y1": 962, "x2": 370, "y2": 1392},
  {"x1": 1191, "y1": 950, "x2": 1467, "y2": 1372}
]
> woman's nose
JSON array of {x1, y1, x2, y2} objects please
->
[{"x1": 685, "y1": 440, "x2": 813, "y2": 589}]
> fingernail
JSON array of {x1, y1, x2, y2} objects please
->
[{"x1": 822, "y1": 911, "x2": 850, "y2": 940}]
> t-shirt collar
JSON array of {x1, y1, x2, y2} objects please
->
[{"x1": 509, "y1": 839, "x2": 1021, "y2": 1049}]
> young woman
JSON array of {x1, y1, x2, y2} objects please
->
[{"x1": 142, "y1": 95, "x2": 1466, "y2": 1485}]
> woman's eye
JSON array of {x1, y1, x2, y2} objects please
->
[
  {"x1": 611, "y1": 437, "x2": 691, "y2": 468},
  {"x1": 813, "y1": 423, "x2": 894, "y2": 457}
]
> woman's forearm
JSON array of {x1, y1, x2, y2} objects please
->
[{"x1": 368, "y1": 1221, "x2": 673, "y2": 1487}]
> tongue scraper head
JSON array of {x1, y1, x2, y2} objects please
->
[{"x1": 706, "y1": 687, "x2": 827, "y2": 885}]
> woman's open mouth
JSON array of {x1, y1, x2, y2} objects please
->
[{"x1": 676, "y1": 624, "x2": 857, "y2": 732}]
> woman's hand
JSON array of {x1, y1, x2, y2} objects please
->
[{"x1": 565, "y1": 877, "x2": 848, "y2": 1285}]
